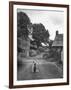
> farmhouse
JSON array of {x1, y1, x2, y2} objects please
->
[{"x1": 52, "y1": 31, "x2": 63, "y2": 62}]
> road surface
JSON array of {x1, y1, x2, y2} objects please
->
[{"x1": 17, "y1": 57, "x2": 63, "y2": 80}]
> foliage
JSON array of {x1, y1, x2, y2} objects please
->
[
  {"x1": 17, "y1": 12, "x2": 31, "y2": 39},
  {"x1": 49, "y1": 40, "x2": 53, "y2": 48},
  {"x1": 32, "y1": 23, "x2": 50, "y2": 42},
  {"x1": 32, "y1": 23, "x2": 50, "y2": 48},
  {"x1": 17, "y1": 12, "x2": 50, "y2": 51}
]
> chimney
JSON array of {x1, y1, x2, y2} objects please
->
[{"x1": 56, "y1": 31, "x2": 58, "y2": 35}]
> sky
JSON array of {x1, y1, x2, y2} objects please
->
[{"x1": 17, "y1": 9, "x2": 64, "y2": 40}]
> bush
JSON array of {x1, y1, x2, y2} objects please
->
[{"x1": 29, "y1": 50, "x2": 37, "y2": 57}]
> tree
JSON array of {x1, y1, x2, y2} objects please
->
[
  {"x1": 32, "y1": 23, "x2": 50, "y2": 48},
  {"x1": 17, "y1": 12, "x2": 31, "y2": 39},
  {"x1": 49, "y1": 40, "x2": 53, "y2": 48},
  {"x1": 17, "y1": 12, "x2": 31, "y2": 53}
]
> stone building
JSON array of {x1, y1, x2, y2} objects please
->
[{"x1": 52, "y1": 31, "x2": 63, "y2": 62}]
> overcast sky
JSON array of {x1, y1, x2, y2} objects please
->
[{"x1": 17, "y1": 9, "x2": 64, "y2": 40}]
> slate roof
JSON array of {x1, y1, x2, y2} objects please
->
[{"x1": 52, "y1": 34, "x2": 63, "y2": 46}]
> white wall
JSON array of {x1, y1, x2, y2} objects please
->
[{"x1": 0, "y1": 0, "x2": 71, "y2": 90}]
